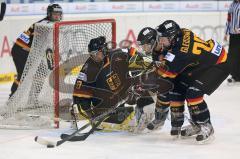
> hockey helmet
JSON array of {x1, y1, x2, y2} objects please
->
[
  {"x1": 156, "y1": 20, "x2": 180, "y2": 42},
  {"x1": 47, "y1": 3, "x2": 63, "y2": 22},
  {"x1": 137, "y1": 27, "x2": 158, "y2": 55},
  {"x1": 88, "y1": 36, "x2": 108, "y2": 62}
]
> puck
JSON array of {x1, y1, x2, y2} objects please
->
[{"x1": 47, "y1": 144, "x2": 55, "y2": 148}]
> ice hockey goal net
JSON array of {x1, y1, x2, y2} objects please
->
[{"x1": 0, "y1": 19, "x2": 116, "y2": 129}]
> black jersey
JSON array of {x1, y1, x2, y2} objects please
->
[
  {"x1": 157, "y1": 29, "x2": 227, "y2": 79},
  {"x1": 73, "y1": 47, "x2": 138, "y2": 104},
  {"x1": 15, "y1": 17, "x2": 51, "y2": 51}
]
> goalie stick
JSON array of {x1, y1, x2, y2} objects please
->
[{"x1": 0, "y1": 2, "x2": 6, "y2": 21}]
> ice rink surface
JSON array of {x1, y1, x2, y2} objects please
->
[{"x1": 0, "y1": 82, "x2": 240, "y2": 159}]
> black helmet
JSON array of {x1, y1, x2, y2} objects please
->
[
  {"x1": 137, "y1": 27, "x2": 157, "y2": 45},
  {"x1": 156, "y1": 20, "x2": 180, "y2": 41},
  {"x1": 47, "y1": 3, "x2": 63, "y2": 21},
  {"x1": 88, "y1": 36, "x2": 107, "y2": 54},
  {"x1": 137, "y1": 27, "x2": 158, "y2": 55},
  {"x1": 88, "y1": 36, "x2": 108, "y2": 62}
]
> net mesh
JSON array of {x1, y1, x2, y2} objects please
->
[{"x1": 0, "y1": 19, "x2": 115, "y2": 129}]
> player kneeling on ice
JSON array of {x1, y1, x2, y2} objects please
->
[
  {"x1": 71, "y1": 36, "x2": 173, "y2": 133},
  {"x1": 138, "y1": 20, "x2": 231, "y2": 143}
]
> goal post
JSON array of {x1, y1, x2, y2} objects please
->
[
  {"x1": 0, "y1": 19, "x2": 116, "y2": 129},
  {"x1": 53, "y1": 19, "x2": 116, "y2": 128}
]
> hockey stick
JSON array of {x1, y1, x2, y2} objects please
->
[
  {"x1": 60, "y1": 115, "x2": 107, "y2": 141},
  {"x1": 35, "y1": 97, "x2": 121, "y2": 147},
  {"x1": 0, "y1": 2, "x2": 6, "y2": 21}
]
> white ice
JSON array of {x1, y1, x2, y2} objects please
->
[{"x1": 0, "y1": 82, "x2": 240, "y2": 159}]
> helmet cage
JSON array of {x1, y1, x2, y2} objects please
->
[{"x1": 137, "y1": 27, "x2": 158, "y2": 56}]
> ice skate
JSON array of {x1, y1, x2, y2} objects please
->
[
  {"x1": 181, "y1": 123, "x2": 201, "y2": 138},
  {"x1": 170, "y1": 127, "x2": 181, "y2": 138},
  {"x1": 196, "y1": 122, "x2": 214, "y2": 144},
  {"x1": 147, "y1": 107, "x2": 168, "y2": 131}
]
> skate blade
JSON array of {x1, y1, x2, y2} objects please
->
[
  {"x1": 196, "y1": 135, "x2": 215, "y2": 145},
  {"x1": 180, "y1": 135, "x2": 197, "y2": 140},
  {"x1": 171, "y1": 134, "x2": 181, "y2": 140}
]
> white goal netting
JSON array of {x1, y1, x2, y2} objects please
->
[{"x1": 0, "y1": 19, "x2": 116, "y2": 129}]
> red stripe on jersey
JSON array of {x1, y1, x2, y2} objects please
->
[
  {"x1": 156, "y1": 67, "x2": 178, "y2": 78},
  {"x1": 216, "y1": 48, "x2": 227, "y2": 64},
  {"x1": 129, "y1": 47, "x2": 137, "y2": 57},
  {"x1": 187, "y1": 97, "x2": 204, "y2": 106},
  {"x1": 15, "y1": 40, "x2": 30, "y2": 50}
]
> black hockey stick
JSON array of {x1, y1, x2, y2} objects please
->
[
  {"x1": 60, "y1": 116, "x2": 107, "y2": 141},
  {"x1": 35, "y1": 106, "x2": 116, "y2": 147},
  {"x1": 35, "y1": 91, "x2": 121, "y2": 147},
  {"x1": 0, "y1": 2, "x2": 6, "y2": 21}
]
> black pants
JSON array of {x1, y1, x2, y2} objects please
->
[
  {"x1": 10, "y1": 44, "x2": 29, "y2": 97},
  {"x1": 228, "y1": 34, "x2": 240, "y2": 81}
]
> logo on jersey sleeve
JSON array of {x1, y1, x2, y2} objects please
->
[
  {"x1": 19, "y1": 33, "x2": 30, "y2": 44},
  {"x1": 164, "y1": 52, "x2": 175, "y2": 62},
  {"x1": 77, "y1": 72, "x2": 87, "y2": 82},
  {"x1": 211, "y1": 41, "x2": 222, "y2": 56}
]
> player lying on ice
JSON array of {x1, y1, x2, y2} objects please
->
[
  {"x1": 137, "y1": 20, "x2": 231, "y2": 143},
  {"x1": 71, "y1": 36, "x2": 173, "y2": 133}
]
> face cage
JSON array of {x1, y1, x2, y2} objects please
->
[
  {"x1": 89, "y1": 50, "x2": 98, "y2": 56},
  {"x1": 137, "y1": 41, "x2": 156, "y2": 56},
  {"x1": 49, "y1": 12, "x2": 62, "y2": 22},
  {"x1": 89, "y1": 48, "x2": 107, "y2": 62}
]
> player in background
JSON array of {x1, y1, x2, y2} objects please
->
[
  {"x1": 0, "y1": 2, "x2": 6, "y2": 21},
  {"x1": 9, "y1": 3, "x2": 63, "y2": 97},
  {"x1": 138, "y1": 20, "x2": 230, "y2": 143},
  {"x1": 72, "y1": 36, "x2": 173, "y2": 133}
]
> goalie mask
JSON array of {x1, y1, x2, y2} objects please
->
[
  {"x1": 88, "y1": 36, "x2": 107, "y2": 62},
  {"x1": 47, "y1": 3, "x2": 63, "y2": 22},
  {"x1": 156, "y1": 20, "x2": 181, "y2": 50},
  {"x1": 137, "y1": 27, "x2": 158, "y2": 56}
]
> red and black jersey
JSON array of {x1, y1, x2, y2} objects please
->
[
  {"x1": 15, "y1": 17, "x2": 51, "y2": 51},
  {"x1": 157, "y1": 28, "x2": 227, "y2": 79}
]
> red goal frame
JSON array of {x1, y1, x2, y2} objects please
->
[{"x1": 53, "y1": 19, "x2": 116, "y2": 128}]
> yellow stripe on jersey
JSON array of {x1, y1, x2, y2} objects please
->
[{"x1": 170, "y1": 101, "x2": 185, "y2": 107}]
